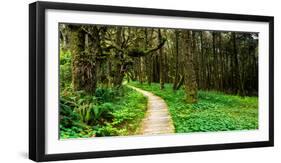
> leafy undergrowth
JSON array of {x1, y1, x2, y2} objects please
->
[
  {"x1": 129, "y1": 82, "x2": 258, "y2": 133},
  {"x1": 60, "y1": 86, "x2": 147, "y2": 139}
]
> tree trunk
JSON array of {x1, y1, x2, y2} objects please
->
[
  {"x1": 113, "y1": 27, "x2": 125, "y2": 88},
  {"x1": 192, "y1": 32, "x2": 199, "y2": 88},
  {"x1": 158, "y1": 29, "x2": 165, "y2": 89},
  {"x1": 70, "y1": 26, "x2": 97, "y2": 94},
  {"x1": 183, "y1": 30, "x2": 198, "y2": 103},
  {"x1": 232, "y1": 33, "x2": 245, "y2": 96},
  {"x1": 144, "y1": 28, "x2": 152, "y2": 85},
  {"x1": 173, "y1": 30, "x2": 180, "y2": 90},
  {"x1": 107, "y1": 60, "x2": 112, "y2": 87},
  {"x1": 218, "y1": 33, "x2": 224, "y2": 91}
]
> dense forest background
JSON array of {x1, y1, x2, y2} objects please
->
[{"x1": 59, "y1": 23, "x2": 258, "y2": 138}]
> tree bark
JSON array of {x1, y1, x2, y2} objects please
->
[
  {"x1": 232, "y1": 33, "x2": 245, "y2": 96},
  {"x1": 183, "y1": 30, "x2": 198, "y2": 103},
  {"x1": 113, "y1": 27, "x2": 125, "y2": 88},
  {"x1": 70, "y1": 26, "x2": 98, "y2": 94},
  {"x1": 158, "y1": 29, "x2": 165, "y2": 89},
  {"x1": 173, "y1": 30, "x2": 180, "y2": 90}
]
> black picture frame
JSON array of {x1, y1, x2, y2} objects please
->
[{"x1": 29, "y1": 1, "x2": 274, "y2": 162}]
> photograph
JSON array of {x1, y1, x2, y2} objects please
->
[
  {"x1": 29, "y1": 1, "x2": 274, "y2": 161},
  {"x1": 59, "y1": 23, "x2": 259, "y2": 139}
]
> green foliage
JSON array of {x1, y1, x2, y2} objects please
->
[
  {"x1": 94, "y1": 87, "x2": 147, "y2": 137},
  {"x1": 111, "y1": 88, "x2": 147, "y2": 135},
  {"x1": 91, "y1": 103, "x2": 114, "y2": 124},
  {"x1": 60, "y1": 96, "x2": 79, "y2": 128},
  {"x1": 60, "y1": 49, "x2": 72, "y2": 89},
  {"x1": 95, "y1": 88, "x2": 116, "y2": 103},
  {"x1": 129, "y1": 82, "x2": 258, "y2": 133},
  {"x1": 59, "y1": 86, "x2": 147, "y2": 139},
  {"x1": 73, "y1": 102, "x2": 114, "y2": 125},
  {"x1": 60, "y1": 95, "x2": 96, "y2": 139}
]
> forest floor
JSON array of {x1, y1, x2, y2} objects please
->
[
  {"x1": 127, "y1": 85, "x2": 175, "y2": 135},
  {"x1": 129, "y1": 82, "x2": 258, "y2": 133}
]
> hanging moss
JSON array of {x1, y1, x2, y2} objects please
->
[{"x1": 70, "y1": 26, "x2": 98, "y2": 94}]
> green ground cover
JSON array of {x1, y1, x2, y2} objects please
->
[
  {"x1": 59, "y1": 86, "x2": 147, "y2": 139},
  {"x1": 129, "y1": 82, "x2": 258, "y2": 133}
]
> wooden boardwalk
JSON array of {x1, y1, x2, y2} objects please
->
[{"x1": 128, "y1": 85, "x2": 175, "y2": 135}]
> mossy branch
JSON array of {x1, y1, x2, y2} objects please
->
[{"x1": 128, "y1": 37, "x2": 166, "y2": 57}]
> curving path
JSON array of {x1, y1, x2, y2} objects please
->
[{"x1": 127, "y1": 85, "x2": 175, "y2": 135}]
